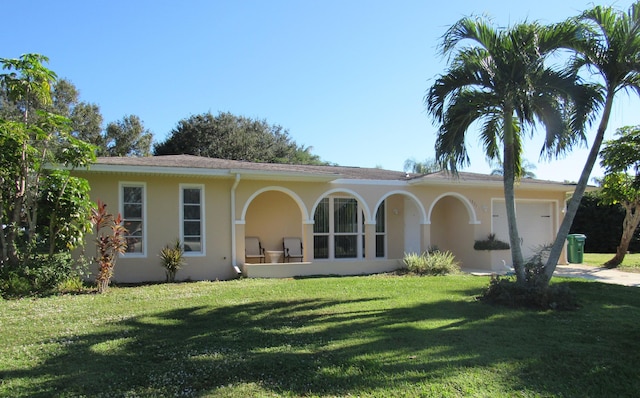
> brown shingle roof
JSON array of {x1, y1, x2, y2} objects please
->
[
  {"x1": 92, "y1": 155, "x2": 416, "y2": 181},
  {"x1": 89, "y1": 155, "x2": 574, "y2": 188}
]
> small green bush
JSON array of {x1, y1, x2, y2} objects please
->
[
  {"x1": 56, "y1": 276, "x2": 90, "y2": 294},
  {"x1": 1, "y1": 253, "x2": 89, "y2": 298},
  {"x1": 0, "y1": 272, "x2": 33, "y2": 298},
  {"x1": 480, "y1": 244, "x2": 578, "y2": 310},
  {"x1": 480, "y1": 276, "x2": 579, "y2": 310},
  {"x1": 402, "y1": 251, "x2": 460, "y2": 275}
]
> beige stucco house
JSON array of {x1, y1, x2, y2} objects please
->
[{"x1": 73, "y1": 155, "x2": 572, "y2": 283}]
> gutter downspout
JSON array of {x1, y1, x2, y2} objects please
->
[{"x1": 231, "y1": 173, "x2": 241, "y2": 274}]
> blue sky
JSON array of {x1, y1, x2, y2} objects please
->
[{"x1": 4, "y1": 0, "x2": 639, "y2": 181}]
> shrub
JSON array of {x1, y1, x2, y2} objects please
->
[
  {"x1": 56, "y1": 276, "x2": 89, "y2": 294},
  {"x1": 474, "y1": 233, "x2": 510, "y2": 250},
  {"x1": 480, "y1": 276, "x2": 579, "y2": 310},
  {"x1": 0, "y1": 253, "x2": 89, "y2": 297},
  {"x1": 160, "y1": 239, "x2": 185, "y2": 282},
  {"x1": 480, "y1": 244, "x2": 578, "y2": 310},
  {"x1": 24, "y1": 253, "x2": 78, "y2": 292},
  {"x1": 402, "y1": 251, "x2": 460, "y2": 275},
  {"x1": 0, "y1": 272, "x2": 32, "y2": 298}
]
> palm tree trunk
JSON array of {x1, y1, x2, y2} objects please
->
[
  {"x1": 605, "y1": 201, "x2": 640, "y2": 268},
  {"x1": 503, "y1": 111, "x2": 526, "y2": 282},
  {"x1": 543, "y1": 91, "x2": 615, "y2": 283}
]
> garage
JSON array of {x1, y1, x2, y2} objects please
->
[{"x1": 492, "y1": 199, "x2": 556, "y2": 261}]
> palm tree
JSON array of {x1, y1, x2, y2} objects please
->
[
  {"x1": 426, "y1": 17, "x2": 595, "y2": 283},
  {"x1": 543, "y1": 2, "x2": 640, "y2": 282},
  {"x1": 403, "y1": 158, "x2": 440, "y2": 174}
]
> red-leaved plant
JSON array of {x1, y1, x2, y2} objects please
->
[{"x1": 90, "y1": 200, "x2": 127, "y2": 293}]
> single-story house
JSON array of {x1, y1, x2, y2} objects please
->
[{"x1": 72, "y1": 155, "x2": 573, "y2": 283}]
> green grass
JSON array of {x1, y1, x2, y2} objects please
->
[
  {"x1": 1, "y1": 275, "x2": 639, "y2": 397},
  {"x1": 583, "y1": 252, "x2": 640, "y2": 271}
]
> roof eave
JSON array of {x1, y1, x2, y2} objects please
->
[
  {"x1": 70, "y1": 163, "x2": 341, "y2": 182},
  {"x1": 408, "y1": 178, "x2": 581, "y2": 192}
]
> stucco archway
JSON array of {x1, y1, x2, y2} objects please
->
[
  {"x1": 241, "y1": 187, "x2": 308, "y2": 255},
  {"x1": 429, "y1": 193, "x2": 478, "y2": 268}
]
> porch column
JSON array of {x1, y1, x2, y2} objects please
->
[
  {"x1": 235, "y1": 221, "x2": 246, "y2": 264},
  {"x1": 421, "y1": 223, "x2": 430, "y2": 253},
  {"x1": 365, "y1": 222, "x2": 376, "y2": 259},
  {"x1": 303, "y1": 221, "x2": 314, "y2": 262}
]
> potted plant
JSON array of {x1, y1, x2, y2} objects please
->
[{"x1": 474, "y1": 233, "x2": 510, "y2": 251}]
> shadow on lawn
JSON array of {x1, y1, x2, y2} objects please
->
[{"x1": 2, "y1": 281, "x2": 640, "y2": 397}]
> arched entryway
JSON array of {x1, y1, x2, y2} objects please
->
[
  {"x1": 374, "y1": 191, "x2": 427, "y2": 258},
  {"x1": 428, "y1": 193, "x2": 478, "y2": 268},
  {"x1": 242, "y1": 188, "x2": 307, "y2": 261}
]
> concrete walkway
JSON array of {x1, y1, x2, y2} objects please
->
[
  {"x1": 554, "y1": 264, "x2": 640, "y2": 287},
  {"x1": 466, "y1": 264, "x2": 640, "y2": 287}
]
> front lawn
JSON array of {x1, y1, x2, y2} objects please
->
[
  {"x1": 1, "y1": 275, "x2": 639, "y2": 397},
  {"x1": 583, "y1": 252, "x2": 640, "y2": 271}
]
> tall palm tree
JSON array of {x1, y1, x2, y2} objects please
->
[
  {"x1": 544, "y1": 2, "x2": 640, "y2": 282},
  {"x1": 426, "y1": 17, "x2": 595, "y2": 283}
]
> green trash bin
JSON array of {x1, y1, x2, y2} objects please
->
[{"x1": 567, "y1": 234, "x2": 586, "y2": 263}]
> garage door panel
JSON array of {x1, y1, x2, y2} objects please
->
[{"x1": 492, "y1": 200, "x2": 554, "y2": 261}]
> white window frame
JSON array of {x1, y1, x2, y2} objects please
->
[
  {"x1": 313, "y1": 196, "x2": 364, "y2": 260},
  {"x1": 119, "y1": 182, "x2": 147, "y2": 258},
  {"x1": 375, "y1": 200, "x2": 386, "y2": 258},
  {"x1": 180, "y1": 184, "x2": 205, "y2": 257}
]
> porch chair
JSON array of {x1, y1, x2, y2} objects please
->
[
  {"x1": 245, "y1": 237, "x2": 265, "y2": 263},
  {"x1": 283, "y1": 237, "x2": 303, "y2": 262}
]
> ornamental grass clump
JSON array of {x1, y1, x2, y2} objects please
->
[
  {"x1": 402, "y1": 250, "x2": 460, "y2": 275},
  {"x1": 160, "y1": 239, "x2": 185, "y2": 282}
]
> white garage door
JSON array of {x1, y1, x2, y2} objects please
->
[{"x1": 493, "y1": 200, "x2": 554, "y2": 261}]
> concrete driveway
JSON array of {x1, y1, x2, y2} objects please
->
[{"x1": 554, "y1": 264, "x2": 640, "y2": 287}]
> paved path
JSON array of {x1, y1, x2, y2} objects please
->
[
  {"x1": 467, "y1": 264, "x2": 640, "y2": 287},
  {"x1": 554, "y1": 264, "x2": 640, "y2": 287}
]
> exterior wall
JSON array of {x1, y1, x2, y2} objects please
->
[
  {"x1": 76, "y1": 169, "x2": 569, "y2": 282},
  {"x1": 79, "y1": 172, "x2": 237, "y2": 283}
]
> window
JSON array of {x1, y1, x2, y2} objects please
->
[
  {"x1": 334, "y1": 198, "x2": 358, "y2": 258},
  {"x1": 120, "y1": 183, "x2": 145, "y2": 255},
  {"x1": 313, "y1": 196, "x2": 364, "y2": 259},
  {"x1": 181, "y1": 185, "x2": 204, "y2": 255},
  {"x1": 313, "y1": 198, "x2": 329, "y2": 259},
  {"x1": 375, "y1": 201, "x2": 386, "y2": 258}
]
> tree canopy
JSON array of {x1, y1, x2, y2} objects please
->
[
  {"x1": 598, "y1": 125, "x2": 640, "y2": 267},
  {"x1": 543, "y1": 1, "x2": 640, "y2": 280},
  {"x1": 154, "y1": 111, "x2": 326, "y2": 165},
  {"x1": 104, "y1": 115, "x2": 153, "y2": 157},
  {"x1": 0, "y1": 54, "x2": 96, "y2": 268}
]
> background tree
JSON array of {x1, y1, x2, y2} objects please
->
[
  {"x1": 48, "y1": 78, "x2": 105, "y2": 148},
  {"x1": 403, "y1": 158, "x2": 440, "y2": 174},
  {"x1": 154, "y1": 111, "x2": 326, "y2": 165},
  {"x1": 490, "y1": 158, "x2": 537, "y2": 179},
  {"x1": 569, "y1": 191, "x2": 640, "y2": 253},
  {"x1": 426, "y1": 17, "x2": 593, "y2": 283},
  {"x1": 544, "y1": 2, "x2": 640, "y2": 281},
  {"x1": 598, "y1": 125, "x2": 640, "y2": 267},
  {"x1": 0, "y1": 54, "x2": 95, "y2": 268},
  {"x1": 104, "y1": 114, "x2": 153, "y2": 157}
]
